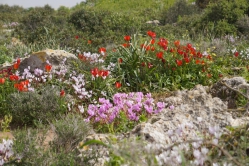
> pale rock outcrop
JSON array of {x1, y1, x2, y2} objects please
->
[
  {"x1": 18, "y1": 49, "x2": 77, "y2": 73},
  {"x1": 83, "y1": 80, "x2": 249, "y2": 165}
]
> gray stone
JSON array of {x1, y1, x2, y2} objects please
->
[{"x1": 18, "y1": 49, "x2": 77, "y2": 73}]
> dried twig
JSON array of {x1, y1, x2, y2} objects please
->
[{"x1": 220, "y1": 80, "x2": 249, "y2": 100}]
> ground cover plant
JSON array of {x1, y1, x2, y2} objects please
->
[{"x1": 1, "y1": 0, "x2": 249, "y2": 165}]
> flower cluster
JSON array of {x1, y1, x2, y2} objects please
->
[
  {"x1": 78, "y1": 52, "x2": 105, "y2": 64},
  {"x1": 85, "y1": 92, "x2": 166, "y2": 123},
  {"x1": 145, "y1": 120, "x2": 226, "y2": 166},
  {"x1": 91, "y1": 67, "x2": 109, "y2": 79},
  {"x1": 70, "y1": 72, "x2": 92, "y2": 100},
  {"x1": 0, "y1": 139, "x2": 14, "y2": 166}
]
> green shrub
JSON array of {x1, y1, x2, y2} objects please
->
[
  {"x1": 10, "y1": 115, "x2": 100, "y2": 166},
  {"x1": 7, "y1": 85, "x2": 67, "y2": 127},
  {"x1": 0, "y1": 4, "x2": 25, "y2": 23},
  {"x1": 50, "y1": 113, "x2": 91, "y2": 153},
  {"x1": 69, "y1": 8, "x2": 143, "y2": 50},
  {"x1": 160, "y1": 0, "x2": 201, "y2": 24},
  {"x1": 236, "y1": 15, "x2": 249, "y2": 35},
  {"x1": 0, "y1": 45, "x2": 12, "y2": 64},
  {"x1": 193, "y1": 0, "x2": 249, "y2": 37}
]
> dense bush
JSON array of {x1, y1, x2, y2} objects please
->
[
  {"x1": 160, "y1": 0, "x2": 201, "y2": 24},
  {"x1": 69, "y1": 8, "x2": 143, "y2": 49},
  {"x1": 7, "y1": 85, "x2": 67, "y2": 126},
  {"x1": 193, "y1": 0, "x2": 249, "y2": 37},
  {"x1": 0, "y1": 5, "x2": 25, "y2": 24}
]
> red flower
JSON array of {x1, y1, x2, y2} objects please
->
[
  {"x1": 122, "y1": 43, "x2": 130, "y2": 48},
  {"x1": 201, "y1": 60, "x2": 205, "y2": 65},
  {"x1": 13, "y1": 63, "x2": 19, "y2": 70},
  {"x1": 14, "y1": 82, "x2": 28, "y2": 92},
  {"x1": 174, "y1": 40, "x2": 180, "y2": 47},
  {"x1": 60, "y1": 90, "x2": 65, "y2": 97},
  {"x1": 162, "y1": 58, "x2": 166, "y2": 63},
  {"x1": 75, "y1": 36, "x2": 79, "y2": 39},
  {"x1": 141, "y1": 62, "x2": 146, "y2": 67},
  {"x1": 176, "y1": 59, "x2": 183, "y2": 66},
  {"x1": 118, "y1": 58, "x2": 123, "y2": 63},
  {"x1": 101, "y1": 70, "x2": 109, "y2": 77},
  {"x1": 170, "y1": 48, "x2": 176, "y2": 53},
  {"x1": 91, "y1": 68, "x2": 99, "y2": 77},
  {"x1": 78, "y1": 54, "x2": 87, "y2": 61},
  {"x1": 219, "y1": 74, "x2": 223, "y2": 78},
  {"x1": 184, "y1": 57, "x2": 190, "y2": 64},
  {"x1": 156, "y1": 52, "x2": 164, "y2": 59},
  {"x1": 197, "y1": 52, "x2": 203, "y2": 58},
  {"x1": 151, "y1": 46, "x2": 155, "y2": 51},
  {"x1": 99, "y1": 47, "x2": 106, "y2": 55},
  {"x1": 147, "y1": 31, "x2": 156, "y2": 38},
  {"x1": 195, "y1": 59, "x2": 200, "y2": 64},
  {"x1": 20, "y1": 80, "x2": 29, "y2": 86},
  {"x1": 115, "y1": 82, "x2": 122, "y2": 88},
  {"x1": 177, "y1": 49, "x2": 184, "y2": 55},
  {"x1": 0, "y1": 78, "x2": 5, "y2": 84},
  {"x1": 88, "y1": 40, "x2": 92, "y2": 44},
  {"x1": 186, "y1": 43, "x2": 192, "y2": 49},
  {"x1": 207, "y1": 73, "x2": 212, "y2": 78},
  {"x1": 9, "y1": 75, "x2": 19, "y2": 81},
  {"x1": 145, "y1": 45, "x2": 151, "y2": 51},
  {"x1": 124, "y1": 35, "x2": 131, "y2": 41},
  {"x1": 147, "y1": 62, "x2": 153, "y2": 68},
  {"x1": 150, "y1": 39, "x2": 155, "y2": 44},
  {"x1": 45, "y1": 64, "x2": 52, "y2": 72},
  {"x1": 207, "y1": 55, "x2": 212, "y2": 60},
  {"x1": 234, "y1": 51, "x2": 239, "y2": 57},
  {"x1": 140, "y1": 44, "x2": 145, "y2": 49},
  {"x1": 157, "y1": 38, "x2": 168, "y2": 50}
]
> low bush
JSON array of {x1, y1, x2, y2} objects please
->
[{"x1": 7, "y1": 85, "x2": 67, "y2": 127}]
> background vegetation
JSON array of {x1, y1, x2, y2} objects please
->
[{"x1": 1, "y1": 0, "x2": 249, "y2": 165}]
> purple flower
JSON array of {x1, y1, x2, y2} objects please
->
[
  {"x1": 169, "y1": 105, "x2": 175, "y2": 110},
  {"x1": 144, "y1": 105, "x2": 153, "y2": 114},
  {"x1": 132, "y1": 103, "x2": 142, "y2": 112},
  {"x1": 87, "y1": 104, "x2": 96, "y2": 116}
]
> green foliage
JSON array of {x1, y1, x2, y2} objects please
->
[
  {"x1": 0, "y1": 76, "x2": 17, "y2": 116},
  {"x1": 160, "y1": 0, "x2": 201, "y2": 24},
  {"x1": 0, "y1": 45, "x2": 12, "y2": 64},
  {"x1": 7, "y1": 85, "x2": 67, "y2": 127},
  {"x1": 105, "y1": 33, "x2": 221, "y2": 92},
  {"x1": 94, "y1": 111, "x2": 148, "y2": 133},
  {"x1": 0, "y1": 4, "x2": 25, "y2": 23},
  {"x1": 11, "y1": 121, "x2": 100, "y2": 166},
  {"x1": 236, "y1": 15, "x2": 249, "y2": 34},
  {"x1": 193, "y1": 0, "x2": 249, "y2": 37},
  {"x1": 69, "y1": 8, "x2": 142, "y2": 50},
  {"x1": 0, "y1": 114, "x2": 12, "y2": 132},
  {"x1": 50, "y1": 113, "x2": 90, "y2": 153}
]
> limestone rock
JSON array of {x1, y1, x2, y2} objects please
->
[
  {"x1": 146, "y1": 20, "x2": 160, "y2": 25},
  {"x1": 130, "y1": 84, "x2": 246, "y2": 144},
  {"x1": 18, "y1": 49, "x2": 77, "y2": 73}
]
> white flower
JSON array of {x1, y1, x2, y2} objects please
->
[
  {"x1": 193, "y1": 149, "x2": 201, "y2": 159},
  {"x1": 78, "y1": 105, "x2": 84, "y2": 113},
  {"x1": 201, "y1": 147, "x2": 209, "y2": 155},
  {"x1": 212, "y1": 138, "x2": 219, "y2": 145},
  {"x1": 0, "y1": 143, "x2": 5, "y2": 153},
  {"x1": 0, "y1": 158, "x2": 4, "y2": 166}
]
